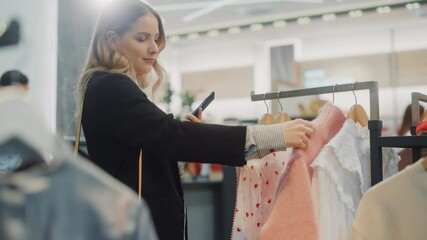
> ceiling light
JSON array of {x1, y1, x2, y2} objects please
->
[
  {"x1": 207, "y1": 29, "x2": 220, "y2": 37},
  {"x1": 349, "y1": 10, "x2": 363, "y2": 18},
  {"x1": 377, "y1": 6, "x2": 391, "y2": 14},
  {"x1": 322, "y1": 13, "x2": 337, "y2": 21},
  {"x1": 406, "y1": 2, "x2": 421, "y2": 10},
  {"x1": 228, "y1": 26, "x2": 241, "y2": 34},
  {"x1": 273, "y1": 20, "x2": 286, "y2": 28},
  {"x1": 250, "y1": 23, "x2": 263, "y2": 31},
  {"x1": 187, "y1": 33, "x2": 200, "y2": 40},
  {"x1": 169, "y1": 35, "x2": 181, "y2": 42},
  {"x1": 297, "y1": 17, "x2": 311, "y2": 25}
]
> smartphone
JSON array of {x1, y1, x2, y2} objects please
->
[{"x1": 192, "y1": 91, "x2": 215, "y2": 116}]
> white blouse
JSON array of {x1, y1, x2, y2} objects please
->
[{"x1": 311, "y1": 120, "x2": 399, "y2": 240}]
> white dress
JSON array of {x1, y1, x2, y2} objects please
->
[{"x1": 311, "y1": 120, "x2": 400, "y2": 240}]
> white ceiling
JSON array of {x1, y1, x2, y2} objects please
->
[{"x1": 146, "y1": 0, "x2": 425, "y2": 34}]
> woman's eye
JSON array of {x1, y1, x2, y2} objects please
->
[{"x1": 136, "y1": 36, "x2": 147, "y2": 42}]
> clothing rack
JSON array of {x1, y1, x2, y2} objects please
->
[
  {"x1": 369, "y1": 92, "x2": 427, "y2": 186},
  {"x1": 250, "y1": 81, "x2": 380, "y2": 120},
  {"x1": 251, "y1": 81, "x2": 383, "y2": 185}
]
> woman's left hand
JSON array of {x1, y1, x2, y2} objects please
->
[{"x1": 185, "y1": 108, "x2": 202, "y2": 123}]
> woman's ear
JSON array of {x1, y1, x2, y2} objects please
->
[{"x1": 106, "y1": 31, "x2": 120, "y2": 50}]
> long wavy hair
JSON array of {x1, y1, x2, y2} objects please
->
[
  {"x1": 397, "y1": 104, "x2": 425, "y2": 136},
  {"x1": 76, "y1": 0, "x2": 166, "y2": 115}
]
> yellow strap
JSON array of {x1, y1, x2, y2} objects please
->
[
  {"x1": 138, "y1": 149, "x2": 143, "y2": 202},
  {"x1": 74, "y1": 111, "x2": 82, "y2": 157}
]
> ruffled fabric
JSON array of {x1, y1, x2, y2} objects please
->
[{"x1": 311, "y1": 120, "x2": 400, "y2": 240}]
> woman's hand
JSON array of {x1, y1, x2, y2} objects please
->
[
  {"x1": 282, "y1": 118, "x2": 314, "y2": 149},
  {"x1": 185, "y1": 108, "x2": 202, "y2": 123}
]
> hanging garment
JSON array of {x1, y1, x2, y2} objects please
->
[
  {"x1": 311, "y1": 120, "x2": 400, "y2": 240},
  {"x1": 0, "y1": 88, "x2": 158, "y2": 240},
  {"x1": 353, "y1": 159, "x2": 427, "y2": 240},
  {"x1": 260, "y1": 103, "x2": 346, "y2": 240},
  {"x1": 358, "y1": 125, "x2": 400, "y2": 193},
  {"x1": 231, "y1": 151, "x2": 291, "y2": 240},
  {"x1": 0, "y1": 158, "x2": 158, "y2": 240}
]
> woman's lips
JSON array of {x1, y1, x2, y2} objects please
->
[{"x1": 144, "y1": 58, "x2": 155, "y2": 64}]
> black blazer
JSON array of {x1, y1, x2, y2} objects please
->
[{"x1": 82, "y1": 72, "x2": 247, "y2": 240}]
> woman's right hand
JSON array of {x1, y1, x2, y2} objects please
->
[{"x1": 281, "y1": 119, "x2": 314, "y2": 149}]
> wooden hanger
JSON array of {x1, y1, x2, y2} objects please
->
[
  {"x1": 347, "y1": 104, "x2": 369, "y2": 127},
  {"x1": 347, "y1": 83, "x2": 368, "y2": 127},
  {"x1": 422, "y1": 157, "x2": 427, "y2": 171},
  {"x1": 257, "y1": 92, "x2": 293, "y2": 124},
  {"x1": 258, "y1": 113, "x2": 276, "y2": 125},
  {"x1": 274, "y1": 112, "x2": 291, "y2": 123},
  {"x1": 258, "y1": 94, "x2": 276, "y2": 125},
  {"x1": 273, "y1": 95, "x2": 291, "y2": 123}
]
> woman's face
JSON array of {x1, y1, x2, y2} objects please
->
[{"x1": 115, "y1": 13, "x2": 160, "y2": 75}]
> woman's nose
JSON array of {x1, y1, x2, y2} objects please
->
[{"x1": 149, "y1": 41, "x2": 159, "y2": 54}]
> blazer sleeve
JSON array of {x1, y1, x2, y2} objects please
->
[{"x1": 90, "y1": 73, "x2": 246, "y2": 166}]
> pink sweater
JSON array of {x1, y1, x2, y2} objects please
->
[{"x1": 260, "y1": 103, "x2": 345, "y2": 240}]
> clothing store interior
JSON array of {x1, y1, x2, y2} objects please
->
[{"x1": 1, "y1": 0, "x2": 427, "y2": 239}]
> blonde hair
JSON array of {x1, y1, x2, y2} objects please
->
[{"x1": 77, "y1": 0, "x2": 166, "y2": 115}]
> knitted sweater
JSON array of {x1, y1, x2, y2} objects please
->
[{"x1": 260, "y1": 103, "x2": 345, "y2": 240}]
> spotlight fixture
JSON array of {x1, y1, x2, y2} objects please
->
[
  {"x1": 297, "y1": 17, "x2": 311, "y2": 25},
  {"x1": 228, "y1": 26, "x2": 241, "y2": 34},
  {"x1": 187, "y1": 33, "x2": 200, "y2": 40},
  {"x1": 349, "y1": 9, "x2": 363, "y2": 18},
  {"x1": 273, "y1": 20, "x2": 286, "y2": 28},
  {"x1": 250, "y1": 23, "x2": 263, "y2": 31},
  {"x1": 406, "y1": 2, "x2": 421, "y2": 10},
  {"x1": 322, "y1": 13, "x2": 337, "y2": 21},
  {"x1": 377, "y1": 6, "x2": 391, "y2": 14},
  {"x1": 207, "y1": 29, "x2": 220, "y2": 37},
  {"x1": 166, "y1": 1, "x2": 425, "y2": 42}
]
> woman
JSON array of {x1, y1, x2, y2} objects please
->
[
  {"x1": 77, "y1": 1, "x2": 313, "y2": 239},
  {"x1": 396, "y1": 104, "x2": 426, "y2": 170}
]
